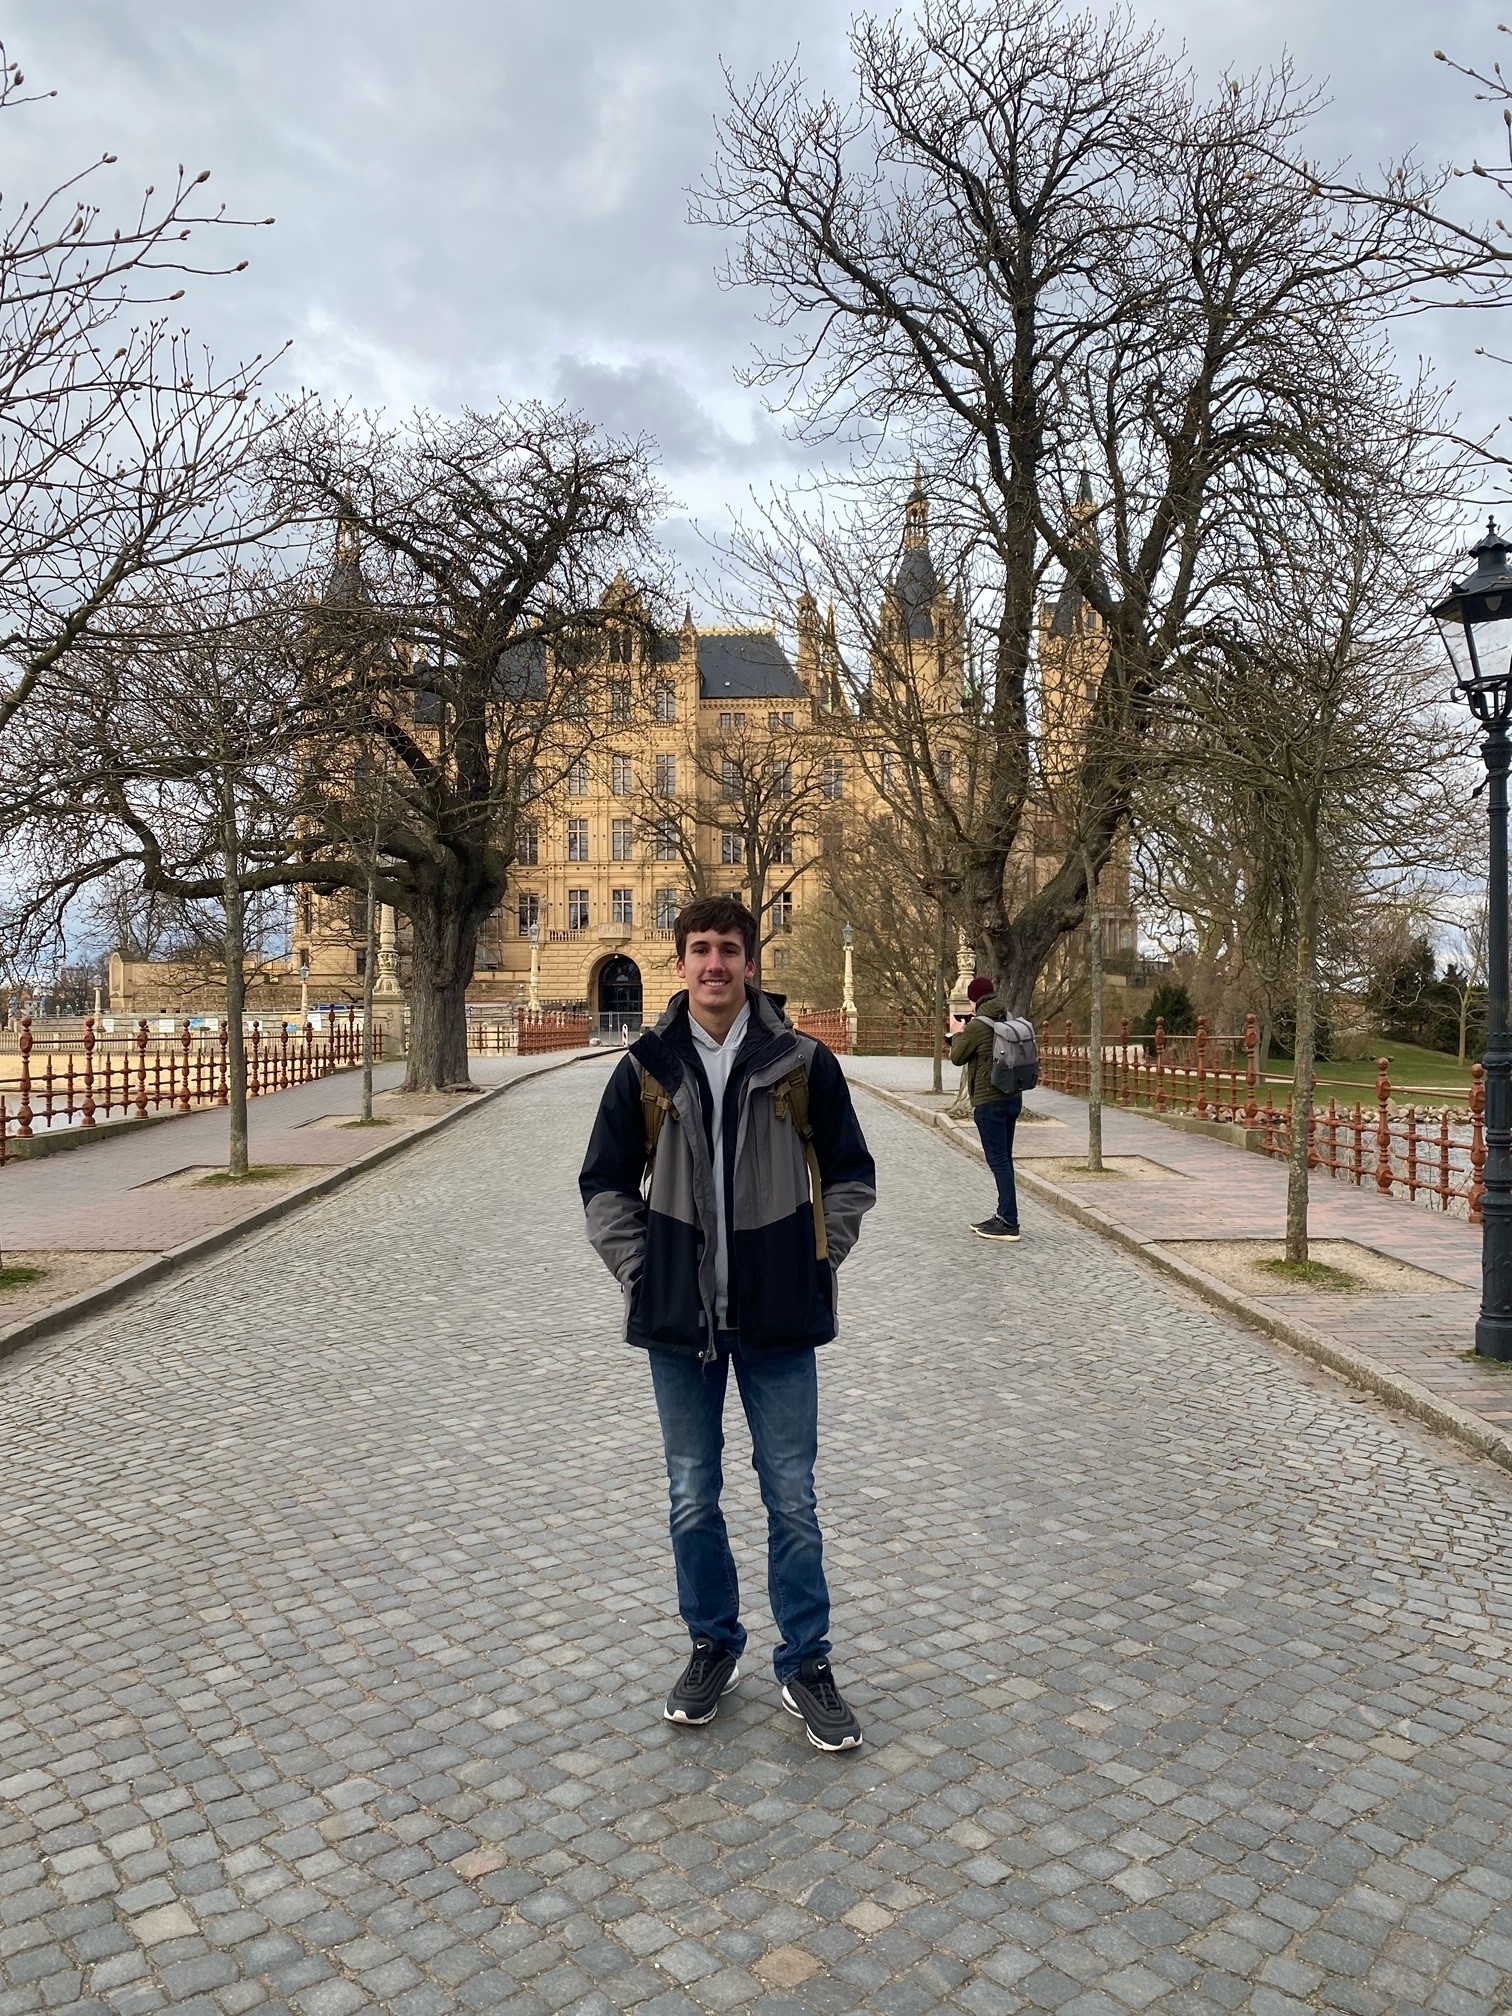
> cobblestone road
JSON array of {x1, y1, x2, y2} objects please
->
[{"x1": 5, "y1": 1058, "x2": 1512, "y2": 2016}]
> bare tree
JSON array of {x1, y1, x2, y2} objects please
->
[
  {"x1": 700, "y1": 0, "x2": 1473, "y2": 1010},
  {"x1": 0, "y1": 43, "x2": 289, "y2": 747},
  {"x1": 1171, "y1": 474, "x2": 1468, "y2": 1266},
  {"x1": 274, "y1": 403, "x2": 666, "y2": 1091},
  {"x1": 1, "y1": 568, "x2": 310, "y2": 1174}
]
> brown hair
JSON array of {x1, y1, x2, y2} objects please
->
[{"x1": 675, "y1": 895, "x2": 757, "y2": 962}]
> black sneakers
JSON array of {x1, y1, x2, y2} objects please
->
[
  {"x1": 971, "y1": 1216, "x2": 1021, "y2": 1240},
  {"x1": 781, "y1": 1657, "x2": 863, "y2": 1750},
  {"x1": 664, "y1": 1639, "x2": 740, "y2": 1725}
]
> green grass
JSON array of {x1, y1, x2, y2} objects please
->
[
  {"x1": 1266, "y1": 1043, "x2": 1473, "y2": 1101},
  {"x1": 339, "y1": 1116, "x2": 394, "y2": 1130},
  {"x1": 0, "y1": 1264, "x2": 44, "y2": 1289},
  {"x1": 1255, "y1": 1256, "x2": 1359, "y2": 1291},
  {"x1": 195, "y1": 1164, "x2": 300, "y2": 1188}
]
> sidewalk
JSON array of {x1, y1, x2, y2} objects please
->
[
  {"x1": 0, "y1": 1051, "x2": 598, "y2": 1352},
  {"x1": 845, "y1": 1055, "x2": 1512, "y2": 1465}
]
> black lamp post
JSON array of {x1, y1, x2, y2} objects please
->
[{"x1": 1430, "y1": 518, "x2": 1512, "y2": 1359}]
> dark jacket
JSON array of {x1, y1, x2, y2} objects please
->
[
  {"x1": 580, "y1": 987, "x2": 877, "y2": 1357},
  {"x1": 949, "y1": 993, "x2": 1015, "y2": 1108}
]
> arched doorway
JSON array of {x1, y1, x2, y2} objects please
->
[{"x1": 597, "y1": 955, "x2": 643, "y2": 1035}]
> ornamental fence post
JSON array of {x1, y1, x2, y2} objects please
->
[
  {"x1": 1195, "y1": 1017, "x2": 1208, "y2": 1121},
  {"x1": 16, "y1": 1015, "x2": 32, "y2": 1137},
  {"x1": 82, "y1": 1016, "x2": 96, "y2": 1128},
  {"x1": 1243, "y1": 1013, "x2": 1258, "y2": 1130},
  {"x1": 250, "y1": 1021, "x2": 262, "y2": 1096},
  {"x1": 1154, "y1": 1016, "x2": 1166, "y2": 1111},
  {"x1": 178, "y1": 1020, "x2": 193, "y2": 1112},
  {"x1": 218, "y1": 1020, "x2": 229, "y2": 1105},
  {"x1": 1375, "y1": 1058, "x2": 1393, "y2": 1196},
  {"x1": 135, "y1": 1019, "x2": 149, "y2": 1121}
]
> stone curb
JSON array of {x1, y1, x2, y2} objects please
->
[
  {"x1": 857, "y1": 1079, "x2": 1512, "y2": 1480},
  {"x1": 0, "y1": 1049, "x2": 601, "y2": 1370}
]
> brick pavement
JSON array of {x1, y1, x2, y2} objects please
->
[
  {"x1": 5, "y1": 1058, "x2": 1512, "y2": 2016},
  {"x1": 0, "y1": 1057, "x2": 544, "y2": 1254},
  {"x1": 848, "y1": 1058, "x2": 1510, "y2": 1446}
]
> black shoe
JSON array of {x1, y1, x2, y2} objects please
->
[
  {"x1": 971, "y1": 1216, "x2": 1021, "y2": 1240},
  {"x1": 781, "y1": 1657, "x2": 863, "y2": 1751},
  {"x1": 664, "y1": 1639, "x2": 740, "y2": 1725}
]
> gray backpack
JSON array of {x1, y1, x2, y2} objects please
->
[{"x1": 978, "y1": 1014, "x2": 1039, "y2": 1095}]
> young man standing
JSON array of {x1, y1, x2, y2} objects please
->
[
  {"x1": 580, "y1": 896, "x2": 876, "y2": 1750},
  {"x1": 949, "y1": 974, "x2": 1023, "y2": 1241}
]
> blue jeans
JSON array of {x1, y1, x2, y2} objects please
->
[
  {"x1": 973, "y1": 1095, "x2": 1022, "y2": 1227},
  {"x1": 647, "y1": 1340, "x2": 830, "y2": 1682}
]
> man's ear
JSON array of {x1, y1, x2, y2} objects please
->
[{"x1": 745, "y1": 960, "x2": 757, "y2": 980}]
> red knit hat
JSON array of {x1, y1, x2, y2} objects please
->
[{"x1": 966, "y1": 976, "x2": 995, "y2": 1003}]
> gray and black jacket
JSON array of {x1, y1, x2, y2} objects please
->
[{"x1": 579, "y1": 987, "x2": 877, "y2": 1357}]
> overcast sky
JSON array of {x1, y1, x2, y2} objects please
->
[{"x1": 5, "y1": 0, "x2": 1503, "y2": 594}]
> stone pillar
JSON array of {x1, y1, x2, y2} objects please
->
[
  {"x1": 528, "y1": 920, "x2": 541, "y2": 1011},
  {"x1": 947, "y1": 930, "x2": 976, "y2": 1116},
  {"x1": 841, "y1": 921, "x2": 858, "y2": 1053},
  {"x1": 371, "y1": 903, "x2": 406, "y2": 1057}
]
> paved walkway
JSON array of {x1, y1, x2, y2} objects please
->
[
  {"x1": 847, "y1": 1059, "x2": 1509, "y2": 1447},
  {"x1": 5, "y1": 1060, "x2": 1512, "y2": 2016},
  {"x1": 0, "y1": 1058, "x2": 547, "y2": 1254}
]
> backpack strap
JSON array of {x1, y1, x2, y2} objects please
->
[
  {"x1": 637, "y1": 1063, "x2": 676, "y2": 1168},
  {"x1": 773, "y1": 1064, "x2": 829, "y2": 1263}
]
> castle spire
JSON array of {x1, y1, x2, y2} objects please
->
[{"x1": 904, "y1": 464, "x2": 929, "y2": 553}]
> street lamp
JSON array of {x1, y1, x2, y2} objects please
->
[{"x1": 1430, "y1": 517, "x2": 1512, "y2": 1358}]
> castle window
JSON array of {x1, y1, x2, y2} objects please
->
[
  {"x1": 567, "y1": 818, "x2": 589, "y2": 862},
  {"x1": 567, "y1": 758, "x2": 588, "y2": 797},
  {"x1": 937, "y1": 749, "x2": 953, "y2": 792},
  {"x1": 768, "y1": 891, "x2": 793, "y2": 934},
  {"x1": 611, "y1": 818, "x2": 635, "y2": 861},
  {"x1": 772, "y1": 758, "x2": 792, "y2": 799},
  {"x1": 568, "y1": 888, "x2": 590, "y2": 930},
  {"x1": 879, "y1": 752, "x2": 896, "y2": 793},
  {"x1": 721, "y1": 830, "x2": 744, "y2": 865},
  {"x1": 610, "y1": 679, "x2": 632, "y2": 722},
  {"x1": 654, "y1": 753, "x2": 676, "y2": 795},
  {"x1": 611, "y1": 887, "x2": 634, "y2": 926},
  {"x1": 651, "y1": 819, "x2": 679, "y2": 861},
  {"x1": 517, "y1": 893, "x2": 540, "y2": 936},
  {"x1": 611, "y1": 753, "x2": 632, "y2": 795},
  {"x1": 655, "y1": 887, "x2": 679, "y2": 929},
  {"x1": 517, "y1": 821, "x2": 539, "y2": 866},
  {"x1": 773, "y1": 826, "x2": 793, "y2": 865},
  {"x1": 822, "y1": 758, "x2": 845, "y2": 800},
  {"x1": 654, "y1": 681, "x2": 677, "y2": 723},
  {"x1": 721, "y1": 756, "x2": 741, "y2": 803}
]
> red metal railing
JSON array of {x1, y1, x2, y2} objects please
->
[
  {"x1": 517, "y1": 1011, "x2": 591, "y2": 1054},
  {"x1": 0, "y1": 1010, "x2": 383, "y2": 1165},
  {"x1": 1040, "y1": 1012, "x2": 1487, "y2": 1224},
  {"x1": 793, "y1": 1010, "x2": 948, "y2": 1056}
]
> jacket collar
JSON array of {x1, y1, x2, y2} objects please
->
[{"x1": 632, "y1": 985, "x2": 793, "y2": 1090}]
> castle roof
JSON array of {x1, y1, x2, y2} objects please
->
[{"x1": 695, "y1": 630, "x2": 806, "y2": 701}]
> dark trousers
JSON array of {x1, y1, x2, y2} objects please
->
[
  {"x1": 647, "y1": 1339, "x2": 830, "y2": 1682},
  {"x1": 973, "y1": 1095, "x2": 1022, "y2": 1227}
]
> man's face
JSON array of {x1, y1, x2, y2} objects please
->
[{"x1": 677, "y1": 930, "x2": 755, "y2": 1013}]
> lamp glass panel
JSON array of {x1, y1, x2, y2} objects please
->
[
  {"x1": 1465, "y1": 606, "x2": 1512, "y2": 687},
  {"x1": 1435, "y1": 614, "x2": 1476, "y2": 687}
]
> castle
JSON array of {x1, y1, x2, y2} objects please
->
[{"x1": 108, "y1": 480, "x2": 1136, "y2": 1023}]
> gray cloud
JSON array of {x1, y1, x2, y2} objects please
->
[{"x1": 2, "y1": 0, "x2": 1506, "y2": 560}]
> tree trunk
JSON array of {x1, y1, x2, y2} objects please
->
[
  {"x1": 1460, "y1": 989, "x2": 1470, "y2": 1068},
  {"x1": 932, "y1": 901, "x2": 947, "y2": 1094},
  {"x1": 1084, "y1": 850, "x2": 1104, "y2": 1172},
  {"x1": 404, "y1": 892, "x2": 479, "y2": 1092},
  {"x1": 362, "y1": 870, "x2": 377, "y2": 1122},
  {"x1": 221, "y1": 807, "x2": 249, "y2": 1177},
  {"x1": 1285, "y1": 829, "x2": 1320, "y2": 1266}
]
